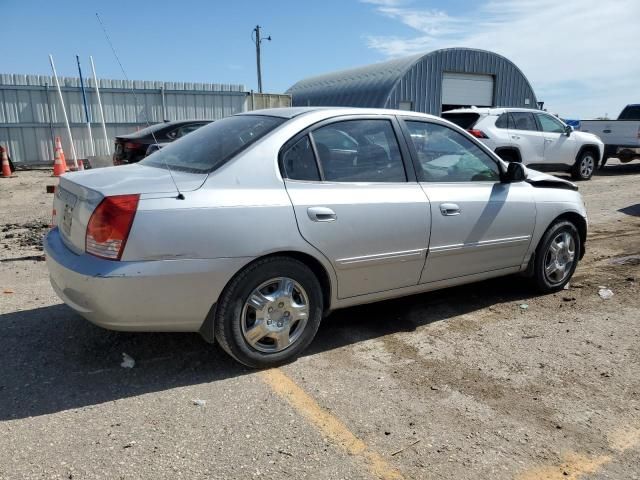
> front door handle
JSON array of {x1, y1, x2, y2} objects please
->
[
  {"x1": 307, "y1": 206, "x2": 337, "y2": 222},
  {"x1": 440, "y1": 203, "x2": 461, "y2": 216},
  {"x1": 511, "y1": 135, "x2": 521, "y2": 140}
]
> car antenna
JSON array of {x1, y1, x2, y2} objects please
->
[{"x1": 96, "y1": 13, "x2": 184, "y2": 200}]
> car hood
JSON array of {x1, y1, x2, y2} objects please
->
[
  {"x1": 60, "y1": 163, "x2": 207, "y2": 197},
  {"x1": 524, "y1": 167, "x2": 578, "y2": 191},
  {"x1": 572, "y1": 130, "x2": 603, "y2": 144}
]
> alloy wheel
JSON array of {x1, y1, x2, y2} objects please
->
[
  {"x1": 543, "y1": 231, "x2": 576, "y2": 284},
  {"x1": 241, "y1": 277, "x2": 310, "y2": 353},
  {"x1": 580, "y1": 154, "x2": 595, "y2": 178}
]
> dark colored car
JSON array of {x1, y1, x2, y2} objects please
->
[{"x1": 113, "y1": 120, "x2": 212, "y2": 165}]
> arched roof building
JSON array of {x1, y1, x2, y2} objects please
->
[{"x1": 287, "y1": 48, "x2": 538, "y2": 114}]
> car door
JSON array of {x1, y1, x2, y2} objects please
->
[
  {"x1": 535, "y1": 113, "x2": 577, "y2": 167},
  {"x1": 401, "y1": 119, "x2": 536, "y2": 283},
  {"x1": 507, "y1": 112, "x2": 546, "y2": 165},
  {"x1": 282, "y1": 116, "x2": 431, "y2": 299}
]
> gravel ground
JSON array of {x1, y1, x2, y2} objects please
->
[{"x1": 1, "y1": 162, "x2": 639, "y2": 479}]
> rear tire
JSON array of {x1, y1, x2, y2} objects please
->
[
  {"x1": 571, "y1": 150, "x2": 596, "y2": 180},
  {"x1": 532, "y1": 220, "x2": 581, "y2": 293},
  {"x1": 214, "y1": 256, "x2": 324, "y2": 368}
]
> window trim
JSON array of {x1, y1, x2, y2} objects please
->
[
  {"x1": 278, "y1": 114, "x2": 417, "y2": 184},
  {"x1": 397, "y1": 116, "x2": 506, "y2": 184}
]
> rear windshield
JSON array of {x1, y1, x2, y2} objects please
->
[
  {"x1": 619, "y1": 105, "x2": 640, "y2": 120},
  {"x1": 141, "y1": 115, "x2": 285, "y2": 173},
  {"x1": 441, "y1": 112, "x2": 480, "y2": 129},
  {"x1": 121, "y1": 122, "x2": 170, "y2": 138}
]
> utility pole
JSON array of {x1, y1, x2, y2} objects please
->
[{"x1": 252, "y1": 25, "x2": 271, "y2": 93}]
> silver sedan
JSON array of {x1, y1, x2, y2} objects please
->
[{"x1": 45, "y1": 107, "x2": 587, "y2": 368}]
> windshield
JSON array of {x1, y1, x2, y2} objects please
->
[{"x1": 141, "y1": 115, "x2": 285, "y2": 173}]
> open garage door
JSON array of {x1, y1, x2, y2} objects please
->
[{"x1": 441, "y1": 72, "x2": 494, "y2": 112}]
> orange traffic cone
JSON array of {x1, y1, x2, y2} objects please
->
[
  {"x1": 1, "y1": 146, "x2": 12, "y2": 178},
  {"x1": 52, "y1": 149, "x2": 65, "y2": 177},
  {"x1": 54, "y1": 136, "x2": 69, "y2": 172}
]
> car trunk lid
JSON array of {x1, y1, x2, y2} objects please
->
[{"x1": 53, "y1": 164, "x2": 207, "y2": 253}]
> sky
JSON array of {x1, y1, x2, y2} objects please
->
[{"x1": 2, "y1": 0, "x2": 638, "y2": 119}]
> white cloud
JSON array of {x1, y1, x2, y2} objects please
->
[{"x1": 362, "y1": 0, "x2": 640, "y2": 118}]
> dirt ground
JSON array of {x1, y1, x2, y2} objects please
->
[{"x1": 1, "y1": 162, "x2": 639, "y2": 480}]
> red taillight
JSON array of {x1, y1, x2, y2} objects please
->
[
  {"x1": 86, "y1": 194, "x2": 139, "y2": 260},
  {"x1": 468, "y1": 129, "x2": 489, "y2": 139},
  {"x1": 124, "y1": 142, "x2": 141, "y2": 150}
]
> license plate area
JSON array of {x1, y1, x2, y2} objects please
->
[{"x1": 56, "y1": 188, "x2": 78, "y2": 238}]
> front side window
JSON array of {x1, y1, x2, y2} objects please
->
[
  {"x1": 281, "y1": 136, "x2": 320, "y2": 181},
  {"x1": 405, "y1": 121, "x2": 500, "y2": 182},
  {"x1": 142, "y1": 115, "x2": 284, "y2": 173},
  {"x1": 509, "y1": 112, "x2": 538, "y2": 131},
  {"x1": 536, "y1": 114, "x2": 565, "y2": 134},
  {"x1": 311, "y1": 119, "x2": 406, "y2": 182}
]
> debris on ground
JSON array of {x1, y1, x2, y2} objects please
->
[
  {"x1": 519, "y1": 304, "x2": 529, "y2": 310},
  {"x1": 192, "y1": 399, "x2": 206, "y2": 407},
  {"x1": 3, "y1": 289, "x2": 13, "y2": 294},
  {"x1": 598, "y1": 288, "x2": 614, "y2": 300},
  {"x1": 609, "y1": 255, "x2": 640, "y2": 266},
  {"x1": 390, "y1": 439, "x2": 421, "y2": 456},
  {"x1": 1, "y1": 221, "x2": 49, "y2": 251},
  {"x1": 120, "y1": 353, "x2": 136, "y2": 369},
  {"x1": 123, "y1": 441, "x2": 136, "y2": 449}
]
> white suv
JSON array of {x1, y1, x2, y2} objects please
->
[{"x1": 442, "y1": 107, "x2": 604, "y2": 180}]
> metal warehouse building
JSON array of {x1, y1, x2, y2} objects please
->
[
  {"x1": 287, "y1": 48, "x2": 537, "y2": 115},
  {"x1": 0, "y1": 74, "x2": 290, "y2": 165}
]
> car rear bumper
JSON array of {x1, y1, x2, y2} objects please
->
[{"x1": 44, "y1": 227, "x2": 251, "y2": 332}]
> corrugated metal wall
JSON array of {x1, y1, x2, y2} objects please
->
[
  {"x1": 386, "y1": 49, "x2": 537, "y2": 114},
  {"x1": 288, "y1": 48, "x2": 538, "y2": 115},
  {"x1": 0, "y1": 74, "x2": 291, "y2": 164}
]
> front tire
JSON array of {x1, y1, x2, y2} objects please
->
[
  {"x1": 532, "y1": 220, "x2": 581, "y2": 293},
  {"x1": 571, "y1": 150, "x2": 596, "y2": 180},
  {"x1": 214, "y1": 257, "x2": 324, "y2": 368}
]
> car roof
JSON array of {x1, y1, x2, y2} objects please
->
[
  {"x1": 443, "y1": 107, "x2": 547, "y2": 116},
  {"x1": 238, "y1": 106, "x2": 440, "y2": 121}
]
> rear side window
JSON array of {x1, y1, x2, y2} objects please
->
[
  {"x1": 495, "y1": 113, "x2": 513, "y2": 129},
  {"x1": 619, "y1": 105, "x2": 640, "y2": 120},
  {"x1": 311, "y1": 119, "x2": 406, "y2": 182},
  {"x1": 509, "y1": 112, "x2": 538, "y2": 131},
  {"x1": 141, "y1": 115, "x2": 284, "y2": 173},
  {"x1": 441, "y1": 113, "x2": 480, "y2": 129},
  {"x1": 281, "y1": 136, "x2": 321, "y2": 181}
]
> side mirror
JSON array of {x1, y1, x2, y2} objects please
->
[
  {"x1": 564, "y1": 125, "x2": 573, "y2": 136},
  {"x1": 503, "y1": 161, "x2": 527, "y2": 183}
]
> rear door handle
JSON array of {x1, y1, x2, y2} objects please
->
[
  {"x1": 602, "y1": 129, "x2": 612, "y2": 133},
  {"x1": 511, "y1": 135, "x2": 521, "y2": 140},
  {"x1": 440, "y1": 203, "x2": 461, "y2": 216},
  {"x1": 307, "y1": 206, "x2": 337, "y2": 222}
]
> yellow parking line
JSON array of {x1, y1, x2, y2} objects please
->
[
  {"x1": 260, "y1": 368, "x2": 404, "y2": 480},
  {"x1": 516, "y1": 426, "x2": 640, "y2": 480}
]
